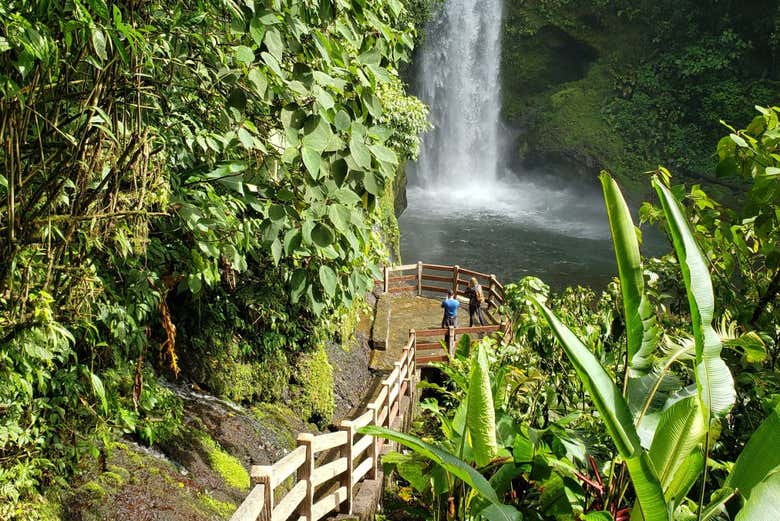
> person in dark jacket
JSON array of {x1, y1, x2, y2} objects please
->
[{"x1": 465, "y1": 277, "x2": 485, "y2": 327}]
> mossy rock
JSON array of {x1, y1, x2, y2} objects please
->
[
  {"x1": 184, "y1": 333, "x2": 291, "y2": 404},
  {"x1": 195, "y1": 431, "x2": 250, "y2": 491},
  {"x1": 290, "y1": 343, "x2": 335, "y2": 427},
  {"x1": 60, "y1": 440, "x2": 230, "y2": 521}
]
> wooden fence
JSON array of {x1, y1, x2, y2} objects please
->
[
  {"x1": 231, "y1": 332, "x2": 417, "y2": 521},
  {"x1": 380, "y1": 262, "x2": 505, "y2": 324},
  {"x1": 379, "y1": 263, "x2": 508, "y2": 366},
  {"x1": 231, "y1": 263, "x2": 509, "y2": 520}
]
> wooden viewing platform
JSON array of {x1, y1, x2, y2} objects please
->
[{"x1": 230, "y1": 263, "x2": 508, "y2": 521}]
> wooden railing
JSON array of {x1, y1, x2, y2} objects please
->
[
  {"x1": 231, "y1": 263, "x2": 509, "y2": 520},
  {"x1": 414, "y1": 323, "x2": 509, "y2": 365},
  {"x1": 380, "y1": 262, "x2": 505, "y2": 322},
  {"x1": 231, "y1": 332, "x2": 417, "y2": 521},
  {"x1": 379, "y1": 263, "x2": 508, "y2": 366}
]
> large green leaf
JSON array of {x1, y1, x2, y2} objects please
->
[
  {"x1": 725, "y1": 402, "x2": 780, "y2": 502},
  {"x1": 318, "y1": 265, "x2": 337, "y2": 298},
  {"x1": 653, "y1": 178, "x2": 735, "y2": 420},
  {"x1": 599, "y1": 172, "x2": 657, "y2": 373},
  {"x1": 734, "y1": 471, "x2": 780, "y2": 521},
  {"x1": 647, "y1": 396, "x2": 705, "y2": 500},
  {"x1": 535, "y1": 300, "x2": 667, "y2": 521},
  {"x1": 536, "y1": 301, "x2": 640, "y2": 457},
  {"x1": 466, "y1": 342, "x2": 498, "y2": 467},
  {"x1": 360, "y1": 426, "x2": 520, "y2": 520}
]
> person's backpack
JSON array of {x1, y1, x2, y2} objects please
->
[{"x1": 476, "y1": 285, "x2": 485, "y2": 304}]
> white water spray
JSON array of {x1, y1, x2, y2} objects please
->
[{"x1": 411, "y1": 0, "x2": 504, "y2": 195}]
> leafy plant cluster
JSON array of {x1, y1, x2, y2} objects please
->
[
  {"x1": 502, "y1": 0, "x2": 779, "y2": 185},
  {"x1": 367, "y1": 107, "x2": 780, "y2": 520},
  {"x1": 0, "y1": 0, "x2": 430, "y2": 515}
]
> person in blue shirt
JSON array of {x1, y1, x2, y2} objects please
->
[{"x1": 441, "y1": 289, "x2": 460, "y2": 345}]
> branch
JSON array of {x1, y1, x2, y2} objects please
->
[{"x1": 30, "y1": 210, "x2": 169, "y2": 225}]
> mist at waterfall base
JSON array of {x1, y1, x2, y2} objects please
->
[{"x1": 399, "y1": 170, "x2": 645, "y2": 289}]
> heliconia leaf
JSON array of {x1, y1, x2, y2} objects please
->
[
  {"x1": 466, "y1": 342, "x2": 497, "y2": 467},
  {"x1": 359, "y1": 426, "x2": 520, "y2": 521},
  {"x1": 535, "y1": 300, "x2": 667, "y2": 521},
  {"x1": 536, "y1": 300, "x2": 640, "y2": 457},
  {"x1": 653, "y1": 178, "x2": 735, "y2": 421},
  {"x1": 725, "y1": 402, "x2": 780, "y2": 502},
  {"x1": 648, "y1": 396, "x2": 705, "y2": 500},
  {"x1": 600, "y1": 172, "x2": 653, "y2": 371},
  {"x1": 734, "y1": 471, "x2": 780, "y2": 521}
]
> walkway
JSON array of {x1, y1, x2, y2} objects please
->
[{"x1": 230, "y1": 262, "x2": 507, "y2": 521}]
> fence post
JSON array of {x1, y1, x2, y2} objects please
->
[
  {"x1": 339, "y1": 420, "x2": 355, "y2": 514},
  {"x1": 297, "y1": 433, "x2": 315, "y2": 521},
  {"x1": 393, "y1": 361, "x2": 403, "y2": 427},
  {"x1": 448, "y1": 326, "x2": 455, "y2": 358},
  {"x1": 452, "y1": 265, "x2": 460, "y2": 295},
  {"x1": 417, "y1": 261, "x2": 423, "y2": 296},
  {"x1": 383, "y1": 379, "x2": 392, "y2": 429},
  {"x1": 489, "y1": 274, "x2": 497, "y2": 310},
  {"x1": 409, "y1": 329, "x2": 416, "y2": 374},
  {"x1": 251, "y1": 465, "x2": 273, "y2": 521},
  {"x1": 383, "y1": 265, "x2": 389, "y2": 293},
  {"x1": 367, "y1": 403, "x2": 379, "y2": 479}
]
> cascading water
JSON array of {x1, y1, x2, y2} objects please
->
[
  {"x1": 400, "y1": 1, "x2": 635, "y2": 288},
  {"x1": 411, "y1": 0, "x2": 504, "y2": 193}
]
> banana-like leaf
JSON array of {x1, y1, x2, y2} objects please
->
[
  {"x1": 725, "y1": 402, "x2": 780, "y2": 502},
  {"x1": 535, "y1": 300, "x2": 667, "y2": 521},
  {"x1": 359, "y1": 426, "x2": 520, "y2": 521},
  {"x1": 648, "y1": 396, "x2": 706, "y2": 500},
  {"x1": 653, "y1": 178, "x2": 735, "y2": 420},
  {"x1": 600, "y1": 172, "x2": 658, "y2": 373},
  {"x1": 664, "y1": 447, "x2": 703, "y2": 506},
  {"x1": 625, "y1": 453, "x2": 668, "y2": 521},
  {"x1": 699, "y1": 486, "x2": 736, "y2": 521},
  {"x1": 467, "y1": 341, "x2": 498, "y2": 467},
  {"x1": 734, "y1": 471, "x2": 780, "y2": 521}
]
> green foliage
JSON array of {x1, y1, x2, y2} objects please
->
[
  {"x1": 0, "y1": 0, "x2": 426, "y2": 510},
  {"x1": 502, "y1": 0, "x2": 780, "y2": 185},
  {"x1": 290, "y1": 343, "x2": 334, "y2": 427},
  {"x1": 197, "y1": 432, "x2": 250, "y2": 491}
]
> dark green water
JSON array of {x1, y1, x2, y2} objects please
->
[{"x1": 399, "y1": 174, "x2": 665, "y2": 289}]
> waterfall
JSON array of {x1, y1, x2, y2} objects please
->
[{"x1": 411, "y1": 0, "x2": 504, "y2": 194}]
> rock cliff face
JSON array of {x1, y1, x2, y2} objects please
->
[
  {"x1": 499, "y1": 0, "x2": 780, "y2": 194},
  {"x1": 61, "y1": 317, "x2": 375, "y2": 520},
  {"x1": 500, "y1": 5, "x2": 637, "y2": 189}
]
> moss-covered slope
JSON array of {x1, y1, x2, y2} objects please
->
[{"x1": 501, "y1": 0, "x2": 780, "y2": 192}]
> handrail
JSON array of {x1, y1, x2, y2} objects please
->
[
  {"x1": 379, "y1": 262, "x2": 506, "y2": 309},
  {"x1": 231, "y1": 263, "x2": 508, "y2": 520},
  {"x1": 230, "y1": 331, "x2": 417, "y2": 521}
]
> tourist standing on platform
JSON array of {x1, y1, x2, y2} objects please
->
[
  {"x1": 441, "y1": 289, "x2": 459, "y2": 345},
  {"x1": 465, "y1": 277, "x2": 485, "y2": 327}
]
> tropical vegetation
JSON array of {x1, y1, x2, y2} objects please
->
[
  {"x1": 1, "y1": 0, "x2": 778, "y2": 519},
  {"x1": 0, "y1": 0, "x2": 432, "y2": 517},
  {"x1": 366, "y1": 106, "x2": 780, "y2": 521}
]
